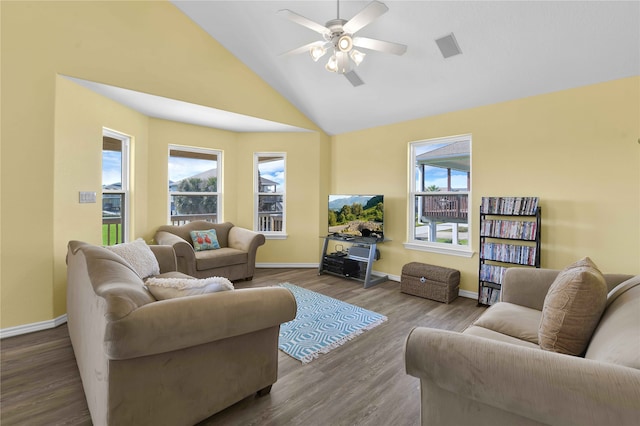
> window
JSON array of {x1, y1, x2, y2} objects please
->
[
  {"x1": 102, "y1": 129, "x2": 130, "y2": 246},
  {"x1": 168, "y1": 146, "x2": 222, "y2": 225},
  {"x1": 406, "y1": 134, "x2": 472, "y2": 257},
  {"x1": 254, "y1": 153, "x2": 286, "y2": 237}
]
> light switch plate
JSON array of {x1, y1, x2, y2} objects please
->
[{"x1": 79, "y1": 191, "x2": 97, "y2": 203}]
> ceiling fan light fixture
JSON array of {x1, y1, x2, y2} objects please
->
[
  {"x1": 310, "y1": 45, "x2": 327, "y2": 62},
  {"x1": 337, "y1": 35, "x2": 353, "y2": 52},
  {"x1": 325, "y1": 54, "x2": 338, "y2": 72},
  {"x1": 349, "y1": 49, "x2": 366, "y2": 66}
]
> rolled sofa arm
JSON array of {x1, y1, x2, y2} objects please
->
[
  {"x1": 500, "y1": 267, "x2": 561, "y2": 310},
  {"x1": 148, "y1": 245, "x2": 177, "y2": 273},
  {"x1": 104, "y1": 286, "x2": 296, "y2": 360},
  {"x1": 154, "y1": 230, "x2": 197, "y2": 275},
  {"x1": 405, "y1": 327, "x2": 640, "y2": 426},
  {"x1": 228, "y1": 226, "x2": 266, "y2": 252}
]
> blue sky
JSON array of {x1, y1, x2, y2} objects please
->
[
  {"x1": 415, "y1": 143, "x2": 468, "y2": 190},
  {"x1": 169, "y1": 157, "x2": 216, "y2": 182},
  {"x1": 102, "y1": 151, "x2": 122, "y2": 186},
  {"x1": 258, "y1": 159, "x2": 285, "y2": 190}
]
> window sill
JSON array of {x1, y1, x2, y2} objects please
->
[
  {"x1": 263, "y1": 233, "x2": 288, "y2": 240},
  {"x1": 403, "y1": 242, "x2": 474, "y2": 258}
]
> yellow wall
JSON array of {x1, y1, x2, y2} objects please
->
[
  {"x1": 0, "y1": 0, "x2": 324, "y2": 329},
  {"x1": 52, "y1": 76, "x2": 151, "y2": 317},
  {"x1": 235, "y1": 132, "x2": 330, "y2": 264},
  {"x1": 332, "y1": 76, "x2": 640, "y2": 292},
  {"x1": 1, "y1": 0, "x2": 638, "y2": 331}
]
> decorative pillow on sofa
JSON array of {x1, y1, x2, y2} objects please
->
[
  {"x1": 190, "y1": 229, "x2": 221, "y2": 251},
  {"x1": 538, "y1": 257, "x2": 607, "y2": 356},
  {"x1": 106, "y1": 238, "x2": 160, "y2": 279},
  {"x1": 145, "y1": 276, "x2": 233, "y2": 300}
]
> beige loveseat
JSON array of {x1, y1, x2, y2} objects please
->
[
  {"x1": 405, "y1": 267, "x2": 640, "y2": 426},
  {"x1": 66, "y1": 240, "x2": 296, "y2": 426},
  {"x1": 155, "y1": 221, "x2": 265, "y2": 281}
]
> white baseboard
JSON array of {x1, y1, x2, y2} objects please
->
[
  {"x1": 1, "y1": 269, "x2": 479, "y2": 339},
  {"x1": 257, "y1": 265, "x2": 478, "y2": 300},
  {"x1": 1, "y1": 314, "x2": 68, "y2": 340}
]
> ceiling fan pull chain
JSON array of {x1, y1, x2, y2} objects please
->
[{"x1": 337, "y1": 0, "x2": 340, "y2": 20}]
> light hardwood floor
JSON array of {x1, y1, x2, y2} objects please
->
[{"x1": 1, "y1": 268, "x2": 486, "y2": 426}]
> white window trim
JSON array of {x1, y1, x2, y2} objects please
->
[
  {"x1": 168, "y1": 145, "x2": 223, "y2": 224},
  {"x1": 254, "y1": 152, "x2": 287, "y2": 239},
  {"x1": 103, "y1": 128, "x2": 130, "y2": 243},
  {"x1": 406, "y1": 134, "x2": 473, "y2": 257}
]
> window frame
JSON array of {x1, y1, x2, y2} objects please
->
[
  {"x1": 404, "y1": 134, "x2": 473, "y2": 258},
  {"x1": 254, "y1": 152, "x2": 286, "y2": 239},
  {"x1": 168, "y1": 145, "x2": 223, "y2": 225},
  {"x1": 102, "y1": 128, "x2": 130, "y2": 245}
]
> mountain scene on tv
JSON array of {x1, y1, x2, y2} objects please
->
[{"x1": 328, "y1": 195, "x2": 384, "y2": 238}]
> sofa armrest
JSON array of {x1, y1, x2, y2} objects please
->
[
  {"x1": 104, "y1": 286, "x2": 296, "y2": 360},
  {"x1": 405, "y1": 327, "x2": 640, "y2": 426},
  {"x1": 501, "y1": 267, "x2": 561, "y2": 310},
  {"x1": 148, "y1": 245, "x2": 177, "y2": 273},
  {"x1": 154, "y1": 230, "x2": 197, "y2": 275},
  {"x1": 228, "y1": 226, "x2": 266, "y2": 252}
]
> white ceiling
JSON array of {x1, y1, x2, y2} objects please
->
[
  {"x1": 171, "y1": 0, "x2": 640, "y2": 135},
  {"x1": 64, "y1": 76, "x2": 311, "y2": 133}
]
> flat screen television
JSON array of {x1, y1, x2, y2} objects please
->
[{"x1": 328, "y1": 194, "x2": 384, "y2": 241}]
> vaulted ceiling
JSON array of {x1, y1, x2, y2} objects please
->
[{"x1": 172, "y1": 1, "x2": 639, "y2": 135}]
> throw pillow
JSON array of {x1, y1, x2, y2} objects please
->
[
  {"x1": 538, "y1": 257, "x2": 607, "y2": 356},
  {"x1": 145, "y1": 276, "x2": 233, "y2": 300},
  {"x1": 190, "y1": 229, "x2": 221, "y2": 251},
  {"x1": 106, "y1": 238, "x2": 160, "y2": 279}
]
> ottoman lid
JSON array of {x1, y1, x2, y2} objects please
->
[{"x1": 402, "y1": 262, "x2": 460, "y2": 282}]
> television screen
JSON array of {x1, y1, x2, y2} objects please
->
[{"x1": 328, "y1": 194, "x2": 384, "y2": 240}]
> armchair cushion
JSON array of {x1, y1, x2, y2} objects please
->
[
  {"x1": 106, "y1": 238, "x2": 160, "y2": 279},
  {"x1": 190, "y1": 229, "x2": 221, "y2": 251},
  {"x1": 539, "y1": 257, "x2": 607, "y2": 356},
  {"x1": 145, "y1": 276, "x2": 233, "y2": 300}
]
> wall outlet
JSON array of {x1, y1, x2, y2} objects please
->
[{"x1": 79, "y1": 191, "x2": 97, "y2": 203}]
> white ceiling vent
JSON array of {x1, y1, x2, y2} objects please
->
[{"x1": 435, "y1": 33, "x2": 462, "y2": 58}]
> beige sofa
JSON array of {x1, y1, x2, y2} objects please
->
[
  {"x1": 66, "y1": 240, "x2": 296, "y2": 426},
  {"x1": 155, "y1": 221, "x2": 265, "y2": 281},
  {"x1": 405, "y1": 267, "x2": 640, "y2": 426}
]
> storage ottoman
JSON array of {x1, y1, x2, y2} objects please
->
[{"x1": 401, "y1": 262, "x2": 460, "y2": 303}]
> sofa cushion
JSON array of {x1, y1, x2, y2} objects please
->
[
  {"x1": 462, "y1": 325, "x2": 540, "y2": 349},
  {"x1": 472, "y1": 302, "x2": 542, "y2": 344},
  {"x1": 106, "y1": 238, "x2": 160, "y2": 279},
  {"x1": 145, "y1": 276, "x2": 233, "y2": 300},
  {"x1": 195, "y1": 248, "x2": 247, "y2": 271},
  {"x1": 585, "y1": 276, "x2": 640, "y2": 369},
  {"x1": 190, "y1": 229, "x2": 221, "y2": 251},
  {"x1": 538, "y1": 257, "x2": 607, "y2": 356}
]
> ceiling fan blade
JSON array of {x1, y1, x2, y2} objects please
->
[
  {"x1": 277, "y1": 9, "x2": 330, "y2": 37},
  {"x1": 343, "y1": 1, "x2": 389, "y2": 34},
  {"x1": 280, "y1": 41, "x2": 330, "y2": 57},
  {"x1": 344, "y1": 70, "x2": 365, "y2": 87},
  {"x1": 353, "y1": 36, "x2": 407, "y2": 55}
]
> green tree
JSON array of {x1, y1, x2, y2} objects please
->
[
  {"x1": 328, "y1": 210, "x2": 337, "y2": 226},
  {"x1": 426, "y1": 184, "x2": 440, "y2": 192},
  {"x1": 351, "y1": 203, "x2": 363, "y2": 218}
]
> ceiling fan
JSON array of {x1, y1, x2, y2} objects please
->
[{"x1": 278, "y1": 0, "x2": 407, "y2": 87}]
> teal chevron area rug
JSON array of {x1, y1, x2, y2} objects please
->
[{"x1": 277, "y1": 283, "x2": 387, "y2": 364}]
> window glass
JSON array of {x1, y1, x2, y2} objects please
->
[
  {"x1": 255, "y1": 154, "x2": 285, "y2": 235},
  {"x1": 408, "y1": 136, "x2": 471, "y2": 254},
  {"x1": 102, "y1": 133, "x2": 128, "y2": 245},
  {"x1": 168, "y1": 147, "x2": 221, "y2": 225}
]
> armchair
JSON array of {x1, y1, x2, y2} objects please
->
[{"x1": 155, "y1": 221, "x2": 265, "y2": 281}]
